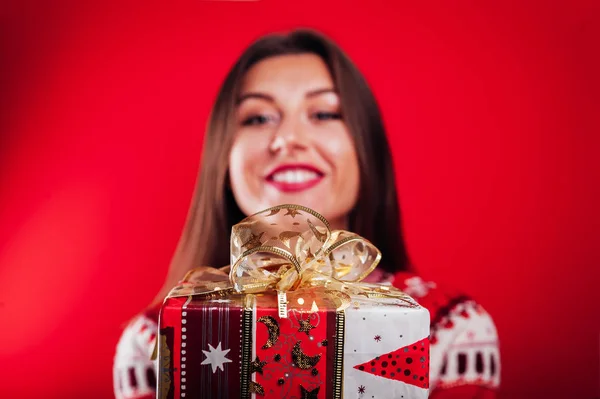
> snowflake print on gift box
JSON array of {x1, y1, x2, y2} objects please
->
[
  {"x1": 358, "y1": 385, "x2": 366, "y2": 394},
  {"x1": 374, "y1": 335, "x2": 382, "y2": 342},
  {"x1": 200, "y1": 342, "x2": 231, "y2": 373}
]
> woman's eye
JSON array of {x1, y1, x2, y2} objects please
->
[
  {"x1": 241, "y1": 114, "x2": 272, "y2": 126},
  {"x1": 312, "y1": 111, "x2": 342, "y2": 121}
]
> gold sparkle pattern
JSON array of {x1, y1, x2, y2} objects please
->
[
  {"x1": 257, "y1": 316, "x2": 280, "y2": 349},
  {"x1": 250, "y1": 356, "x2": 267, "y2": 374},
  {"x1": 300, "y1": 385, "x2": 320, "y2": 399},
  {"x1": 292, "y1": 341, "x2": 322, "y2": 369},
  {"x1": 297, "y1": 319, "x2": 316, "y2": 336},
  {"x1": 249, "y1": 381, "x2": 265, "y2": 395}
]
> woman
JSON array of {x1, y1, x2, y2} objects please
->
[{"x1": 113, "y1": 29, "x2": 501, "y2": 399}]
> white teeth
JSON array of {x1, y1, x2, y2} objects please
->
[
  {"x1": 286, "y1": 170, "x2": 295, "y2": 183},
  {"x1": 271, "y1": 169, "x2": 319, "y2": 184},
  {"x1": 273, "y1": 173, "x2": 284, "y2": 183}
]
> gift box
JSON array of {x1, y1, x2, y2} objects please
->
[{"x1": 156, "y1": 205, "x2": 430, "y2": 399}]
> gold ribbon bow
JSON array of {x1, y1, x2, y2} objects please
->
[{"x1": 167, "y1": 204, "x2": 416, "y2": 315}]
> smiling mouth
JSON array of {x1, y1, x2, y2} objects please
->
[{"x1": 266, "y1": 164, "x2": 324, "y2": 192}]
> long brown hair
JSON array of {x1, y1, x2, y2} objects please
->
[{"x1": 152, "y1": 29, "x2": 409, "y2": 305}]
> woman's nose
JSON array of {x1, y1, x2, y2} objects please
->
[{"x1": 268, "y1": 116, "x2": 308, "y2": 155}]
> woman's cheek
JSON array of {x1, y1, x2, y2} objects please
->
[
  {"x1": 232, "y1": 132, "x2": 258, "y2": 160},
  {"x1": 318, "y1": 127, "x2": 357, "y2": 165},
  {"x1": 331, "y1": 131, "x2": 360, "y2": 196},
  {"x1": 243, "y1": 128, "x2": 271, "y2": 152},
  {"x1": 231, "y1": 133, "x2": 268, "y2": 185}
]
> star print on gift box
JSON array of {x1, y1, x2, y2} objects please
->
[
  {"x1": 201, "y1": 342, "x2": 232, "y2": 373},
  {"x1": 298, "y1": 319, "x2": 316, "y2": 335},
  {"x1": 250, "y1": 356, "x2": 267, "y2": 374}
]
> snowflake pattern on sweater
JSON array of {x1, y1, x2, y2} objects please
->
[
  {"x1": 392, "y1": 273, "x2": 501, "y2": 398},
  {"x1": 113, "y1": 308, "x2": 160, "y2": 399},
  {"x1": 113, "y1": 273, "x2": 500, "y2": 398}
]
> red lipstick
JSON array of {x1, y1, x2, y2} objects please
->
[{"x1": 265, "y1": 164, "x2": 324, "y2": 193}]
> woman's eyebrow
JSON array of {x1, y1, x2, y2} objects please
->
[
  {"x1": 237, "y1": 88, "x2": 337, "y2": 105},
  {"x1": 236, "y1": 92, "x2": 274, "y2": 105},
  {"x1": 305, "y1": 88, "x2": 337, "y2": 98}
]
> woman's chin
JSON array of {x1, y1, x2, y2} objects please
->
[{"x1": 266, "y1": 192, "x2": 327, "y2": 210}]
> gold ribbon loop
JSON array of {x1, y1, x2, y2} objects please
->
[
  {"x1": 166, "y1": 204, "x2": 416, "y2": 310},
  {"x1": 229, "y1": 205, "x2": 380, "y2": 292}
]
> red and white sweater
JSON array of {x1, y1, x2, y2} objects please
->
[{"x1": 113, "y1": 272, "x2": 500, "y2": 399}]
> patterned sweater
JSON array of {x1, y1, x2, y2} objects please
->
[{"x1": 113, "y1": 272, "x2": 500, "y2": 398}]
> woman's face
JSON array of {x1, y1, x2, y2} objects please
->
[{"x1": 228, "y1": 53, "x2": 360, "y2": 229}]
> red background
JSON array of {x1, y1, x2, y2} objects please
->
[{"x1": 1, "y1": 1, "x2": 598, "y2": 398}]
